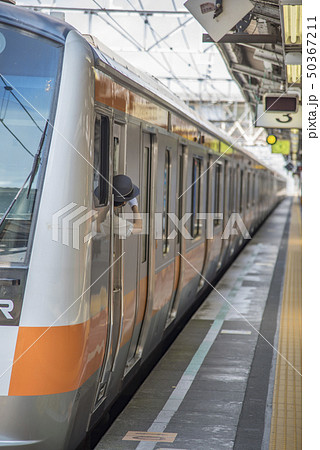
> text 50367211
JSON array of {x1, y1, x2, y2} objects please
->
[
  {"x1": 307, "y1": 17, "x2": 317, "y2": 80},
  {"x1": 307, "y1": 17, "x2": 318, "y2": 139}
]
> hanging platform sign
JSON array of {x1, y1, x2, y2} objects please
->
[
  {"x1": 271, "y1": 140, "x2": 291, "y2": 155},
  {"x1": 255, "y1": 104, "x2": 302, "y2": 129},
  {"x1": 184, "y1": 0, "x2": 253, "y2": 42}
]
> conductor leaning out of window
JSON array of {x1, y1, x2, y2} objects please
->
[
  {"x1": 96, "y1": 174, "x2": 142, "y2": 239},
  {"x1": 112, "y1": 174, "x2": 143, "y2": 238}
]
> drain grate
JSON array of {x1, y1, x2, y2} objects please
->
[{"x1": 123, "y1": 431, "x2": 177, "y2": 442}]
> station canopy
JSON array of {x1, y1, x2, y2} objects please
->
[
  {"x1": 16, "y1": 0, "x2": 293, "y2": 177},
  {"x1": 17, "y1": 0, "x2": 244, "y2": 103}
]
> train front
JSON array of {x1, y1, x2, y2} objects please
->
[{"x1": 0, "y1": 5, "x2": 97, "y2": 449}]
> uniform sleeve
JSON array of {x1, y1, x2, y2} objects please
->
[
  {"x1": 113, "y1": 215, "x2": 133, "y2": 238},
  {"x1": 99, "y1": 215, "x2": 110, "y2": 238}
]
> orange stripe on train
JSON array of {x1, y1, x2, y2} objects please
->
[
  {"x1": 9, "y1": 311, "x2": 107, "y2": 396},
  {"x1": 9, "y1": 254, "x2": 202, "y2": 395}
]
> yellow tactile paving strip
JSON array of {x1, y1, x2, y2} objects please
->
[{"x1": 269, "y1": 198, "x2": 302, "y2": 450}]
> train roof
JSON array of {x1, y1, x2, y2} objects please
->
[
  {"x1": 0, "y1": 2, "x2": 74, "y2": 43},
  {"x1": 0, "y1": 3, "x2": 285, "y2": 180},
  {"x1": 86, "y1": 35, "x2": 232, "y2": 141},
  {"x1": 87, "y1": 36, "x2": 285, "y2": 179}
]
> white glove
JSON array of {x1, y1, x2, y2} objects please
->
[{"x1": 128, "y1": 197, "x2": 138, "y2": 208}]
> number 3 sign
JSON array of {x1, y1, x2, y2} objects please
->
[{"x1": 255, "y1": 104, "x2": 301, "y2": 128}]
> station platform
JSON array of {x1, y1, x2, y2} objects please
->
[{"x1": 95, "y1": 197, "x2": 302, "y2": 450}]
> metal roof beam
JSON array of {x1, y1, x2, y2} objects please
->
[
  {"x1": 158, "y1": 77, "x2": 233, "y2": 82},
  {"x1": 203, "y1": 34, "x2": 278, "y2": 44},
  {"x1": 146, "y1": 17, "x2": 193, "y2": 51},
  {"x1": 122, "y1": 0, "x2": 196, "y2": 97},
  {"x1": 252, "y1": 3, "x2": 280, "y2": 24},
  {"x1": 95, "y1": 12, "x2": 144, "y2": 52},
  {"x1": 230, "y1": 63, "x2": 283, "y2": 83},
  {"x1": 237, "y1": 42, "x2": 283, "y2": 55},
  {"x1": 19, "y1": 6, "x2": 191, "y2": 15}
]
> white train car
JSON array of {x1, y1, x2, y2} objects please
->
[{"x1": 0, "y1": 3, "x2": 286, "y2": 449}]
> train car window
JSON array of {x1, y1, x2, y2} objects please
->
[
  {"x1": 247, "y1": 172, "x2": 251, "y2": 208},
  {"x1": 259, "y1": 175, "x2": 262, "y2": 203},
  {"x1": 113, "y1": 137, "x2": 120, "y2": 175},
  {"x1": 163, "y1": 148, "x2": 171, "y2": 254},
  {"x1": 177, "y1": 154, "x2": 184, "y2": 245},
  {"x1": 191, "y1": 157, "x2": 202, "y2": 238},
  {"x1": 228, "y1": 167, "x2": 232, "y2": 215},
  {"x1": 234, "y1": 166, "x2": 239, "y2": 212},
  {"x1": 94, "y1": 115, "x2": 110, "y2": 207},
  {"x1": 252, "y1": 173, "x2": 255, "y2": 205},
  {"x1": 178, "y1": 155, "x2": 183, "y2": 221},
  {"x1": 214, "y1": 163, "x2": 222, "y2": 226},
  {"x1": 239, "y1": 169, "x2": 244, "y2": 213},
  {"x1": 142, "y1": 145, "x2": 150, "y2": 263}
]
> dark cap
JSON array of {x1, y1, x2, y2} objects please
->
[{"x1": 113, "y1": 174, "x2": 140, "y2": 203}]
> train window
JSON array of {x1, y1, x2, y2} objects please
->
[
  {"x1": 214, "y1": 163, "x2": 222, "y2": 226},
  {"x1": 163, "y1": 148, "x2": 171, "y2": 254},
  {"x1": 94, "y1": 115, "x2": 110, "y2": 207},
  {"x1": 178, "y1": 155, "x2": 183, "y2": 221},
  {"x1": 239, "y1": 170, "x2": 244, "y2": 213},
  {"x1": 177, "y1": 154, "x2": 184, "y2": 246},
  {"x1": 251, "y1": 173, "x2": 256, "y2": 206},
  {"x1": 142, "y1": 145, "x2": 150, "y2": 263},
  {"x1": 191, "y1": 157, "x2": 202, "y2": 238},
  {"x1": 247, "y1": 172, "x2": 251, "y2": 208},
  {"x1": 233, "y1": 166, "x2": 239, "y2": 212},
  {"x1": 228, "y1": 167, "x2": 232, "y2": 214},
  {"x1": 113, "y1": 137, "x2": 120, "y2": 175}
]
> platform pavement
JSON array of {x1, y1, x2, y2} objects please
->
[{"x1": 96, "y1": 198, "x2": 294, "y2": 450}]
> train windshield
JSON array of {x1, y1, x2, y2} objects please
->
[{"x1": 0, "y1": 25, "x2": 62, "y2": 264}]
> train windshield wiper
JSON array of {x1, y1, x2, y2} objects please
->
[
  {"x1": 26, "y1": 119, "x2": 49, "y2": 198},
  {"x1": 0, "y1": 119, "x2": 49, "y2": 230}
]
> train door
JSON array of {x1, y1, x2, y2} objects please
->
[
  {"x1": 124, "y1": 130, "x2": 157, "y2": 361},
  {"x1": 252, "y1": 171, "x2": 257, "y2": 229},
  {"x1": 125, "y1": 132, "x2": 151, "y2": 368},
  {"x1": 88, "y1": 116, "x2": 120, "y2": 425},
  {"x1": 245, "y1": 166, "x2": 253, "y2": 234},
  {"x1": 218, "y1": 159, "x2": 231, "y2": 269},
  {"x1": 89, "y1": 119, "x2": 126, "y2": 417},
  {"x1": 198, "y1": 153, "x2": 214, "y2": 288},
  {"x1": 229, "y1": 163, "x2": 240, "y2": 255},
  {"x1": 108, "y1": 121, "x2": 127, "y2": 376},
  {"x1": 201, "y1": 155, "x2": 224, "y2": 282},
  {"x1": 166, "y1": 143, "x2": 187, "y2": 325},
  {"x1": 181, "y1": 149, "x2": 206, "y2": 303},
  {"x1": 149, "y1": 135, "x2": 177, "y2": 335}
]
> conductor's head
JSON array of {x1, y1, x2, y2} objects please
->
[{"x1": 113, "y1": 175, "x2": 140, "y2": 207}]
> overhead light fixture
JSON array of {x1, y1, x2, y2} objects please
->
[
  {"x1": 285, "y1": 52, "x2": 302, "y2": 65},
  {"x1": 286, "y1": 64, "x2": 301, "y2": 84},
  {"x1": 285, "y1": 52, "x2": 302, "y2": 84},
  {"x1": 281, "y1": 1, "x2": 302, "y2": 45}
]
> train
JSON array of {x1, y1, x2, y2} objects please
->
[{"x1": 0, "y1": 3, "x2": 286, "y2": 449}]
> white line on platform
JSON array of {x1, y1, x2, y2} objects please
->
[{"x1": 220, "y1": 329, "x2": 252, "y2": 335}]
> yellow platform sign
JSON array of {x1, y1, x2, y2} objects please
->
[{"x1": 271, "y1": 140, "x2": 290, "y2": 155}]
